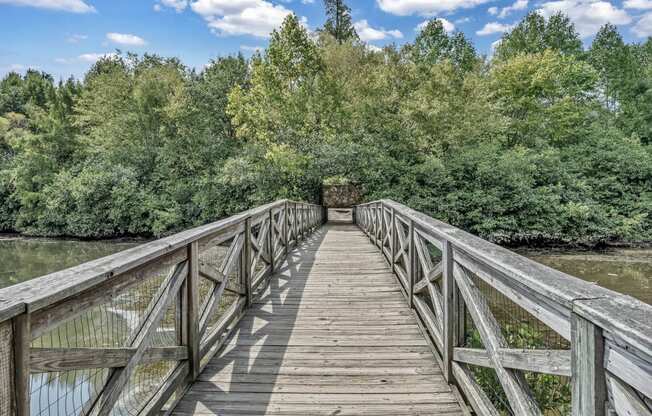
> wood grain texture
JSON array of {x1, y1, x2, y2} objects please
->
[{"x1": 172, "y1": 225, "x2": 463, "y2": 416}]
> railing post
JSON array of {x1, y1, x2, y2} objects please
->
[
  {"x1": 13, "y1": 312, "x2": 30, "y2": 416},
  {"x1": 293, "y1": 203, "x2": 298, "y2": 247},
  {"x1": 571, "y1": 313, "x2": 606, "y2": 416},
  {"x1": 372, "y1": 205, "x2": 378, "y2": 246},
  {"x1": 284, "y1": 201, "x2": 289, "y2": 256},
  {"x1": 301, "y1": 204, "x2": 305, "y2": 239},
  {"x1": 442, "y1": 240, "x2": 458, "y2": 383},
  {"x1": 408, "y1": 219, "x2": 415, "y2": 308},
  {"x1": 376, "y1": 203, "x2": 382, "y2": 247},
  {"x1": 390, "y1": 207, "x2": 396, "y2": 275},
  {"x1": 379, "y1": 202, "x2": 385, "y2": 249},
  {"x1": 243, "y1": 217, "x2": 253, "y2": 306},
  {"x1": 268, "y1": 209, "x2": 275, "y2": 273},
  {"x1": 186, "y1": 241, "x2": 200, "y2": 380}
]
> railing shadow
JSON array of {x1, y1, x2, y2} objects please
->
[{"x1": 186, "y1": 226, "x2": 328, "y2": 414}]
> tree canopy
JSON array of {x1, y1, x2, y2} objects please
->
[
  {"x1": 321, "y1": 0, "x2": 358, "y2": 43},
  {"x1": 0, "y1": 10, "x2": 650, "y2": 248}
]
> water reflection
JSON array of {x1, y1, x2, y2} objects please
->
[
  {"x1": 0, "y1": 237, "x2": 139, "y2": 289},
  {"x1": 526, "y1": 248, "x2": 652, "y2": 305}
]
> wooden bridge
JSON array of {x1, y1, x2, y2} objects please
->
[{"x1": 0, "y1": 200, "x2": 650, "y2": 416}]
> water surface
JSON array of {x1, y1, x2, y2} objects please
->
[
  {"x1": 526, "y1": 248, "x2": 652, "y2": 305},
  {"x1": 0, "y1": 236, "x2": 140, "y2": 289}
]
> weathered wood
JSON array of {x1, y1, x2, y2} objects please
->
[
  {"x1": 186, "y1": 241, "x2": 200, "y2": 381},
  {"x1": 605, "y1": 373, "x2": 652, "y2": 416},
  {"x1": 454, "y1": 263, "x2": 541, "y2": 416},
  {"x1": 141, "y1": 362, "x2": 189, "y2": 416},
  {"x1": 173, "y1": 225, "x2": 463, "y2": 416},
  {"x1": 13, "y1": 313, "x2": 30, "y2": 416},
  {"x1": 29, "y1": 346, "x2": 188, "y2": 372},
  {"x1": 604, "y1": 341, "x2": 652, "y2": 402},
  {"x1": 0, "y1": 200, "x2": 292, "y2": 317},
  {"x1": 442, "y1": 239, "x2": 456, "y2": 383},
  {"x1": 243, "y1": 216, "x2": 253, "y2": 306},
  {"x1": 453, "y1": 347, "x2": 571, "y2": 377},
  {"x1": 92, "y1": 261, "x2": 188, "y2": 416},
  {"x1": 284, "y1": 201, "x2": 289, "y2": 255},
  {"x1": 452, "y1": 362, "x2": 500, "y2": 416},
  {"x1": 572, "y1": 312, "x2": 606, "y2": 416},
  {"x1": 0, "y1": 200, "x2": 323, "y2": 416},
  {"x1": 30, "y1": 247, "x2": 187, "y2": 340}
]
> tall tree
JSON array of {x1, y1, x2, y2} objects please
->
[
  {"x1": 322, "y1": 0, "x2": 358, "y2": 43},
  {"x1": 495, "y1": 12, "x2": 582, "y2": 60},
  {"x1": 409, "y1": 19, "x2": 477, "y2": 72},
  {"x1": 589, "y1": 24, "x2": 634, "y2": 110}
]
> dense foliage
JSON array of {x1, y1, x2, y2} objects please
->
[{"x1": 0, "y1": 11, "x2": 651, "y2": 245}]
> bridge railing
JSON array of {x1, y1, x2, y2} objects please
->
[
  {"x1": 0, "y1": 200, "x2": 324, "y2": 416},
  {"x1": 356, "y1": 199, "x2": 651, "y2": 416}
]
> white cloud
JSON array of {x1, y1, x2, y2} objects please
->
[
  {"x1": 301, "y1": 0, "x2": 314, "y2": 3},
  {"x1": 354, "y1": 19, "x2": 403, "y2": 41},
  {"x1": 106, "y1": 32, "x2": 147, "y2": 46},
  {"x1": 537, "y1": 0, "x2": 632, "y2": 37},
  {"x1": 488, "y1": 6, "x2": 498, "y2": 14},
  {"x1": 66, "y1": 34, "x2": 88, "y2": 43},
  {"x1": 156, "y1": 0, "x2": 188, "y2": 12},
  {"x1": 366, "y1": 44, "x2": 383, "y2": 52},
  {"x1": 416, "y1": 18, "x2": 455, "y2": 32},
  {"x1": 0, "y1": 0, "x2": 95, "y2": 13},
  {"x1": 497, "y1": 0, "x2": 528, "y2": 17},
  {"x1": 78, "y1": 52, "x2": 117, "y2": 62},
  {"x1": 190, "y1": 0, "x2": 298, "y2": 38},
  {"x1": 624, "y1": 0, "x2": 652, "y2": 9},
  {"x1": 376, "y1": 0, "x2": 492, "y2": 16},
  {"x1": 455, "y1": 16, "x2": 471, "y2": 23},
  {"x1": 632, "y1": 12, "x2": 652, "y2": 36},
  {"x1": 438, "y1": 17, "x2": 455, "y2": 32},
  {"x1": 476, "y1": 21, "x2": 514, "y2": 35}
]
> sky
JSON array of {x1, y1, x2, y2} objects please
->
[{"x1": 0, "y1": 0, "x2": 650, "y2": 80}]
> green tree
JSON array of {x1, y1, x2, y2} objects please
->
[
  {"x1": 409, "y1": 19, "x2": 477, "y2": 71},
  {"x1": 490, "y1": 50, "x2": 598, "y2": 147},
  {"x1": 322, "y1": 0, "x2": 358, "y2": 43},
  {"x1": 496, "y1": 12, "x2": 582, "y2": 60},
  {"x1": 589, "y1": 24, "x2": 636, "y2": 110}
]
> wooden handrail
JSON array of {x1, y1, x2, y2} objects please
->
[
  {"x1": 0, "y1": 200, "x2": 324, "y2": 416},
  {"x1": 355, "y1": 199, "x2": 651, "y2": 416}
]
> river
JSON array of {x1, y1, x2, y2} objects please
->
[{"x1": 0, "y1": 236, "x2": 650, "y2": 305}]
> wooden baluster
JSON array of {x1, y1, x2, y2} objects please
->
[
  {"x1": 372, "y1": 206, "x2": 378, "y2": 246},
  {"x1": 242, "y1": 217, "x2": 253, "y2": 307},
  {"x1": 571, "y1": 313, "x2": 606, "y2": 416},
  {"x1": 284, "y1": 202, "x2": 289, "y2": 256},
  {"x1": 390, "y1": 208, "x2": 396, "y2": 275},
  {"x1": 379, "y1": 202, "x2": 385, "y2": 250},
  {"x1": 268, "y1": 209, "x2": 275, "y2": 274},
  {"x1": 408, "y1": 219, "x2": 416, "y2": 308},
  {"x1": 293, "y1": 203, "x2": 298, "y2": 247},
  {"x1": 186, "y1": 241, "x2": 200, "y2": 380},
  {"x1": 442, "y1": 240, "x2": 459, "y2": 383},
  {"x1": 13, "y1": 312, "x2": 30, "y2": 416}
]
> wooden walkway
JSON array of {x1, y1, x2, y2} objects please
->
[{"x1": 172, "y1": 224, "x2": 465, "y2": 415}]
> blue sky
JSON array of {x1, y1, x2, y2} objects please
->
[{"x1": 1, "y1": 0, "x2": 650, "y2": 80}]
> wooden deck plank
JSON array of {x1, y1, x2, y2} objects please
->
[{"x1": 172, "y1": 224, "x2": 463, "y2": 416}]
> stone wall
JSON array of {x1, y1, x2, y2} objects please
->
[{"x1": 322, "y1": 184, "x2": 362, "y2": 208}]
